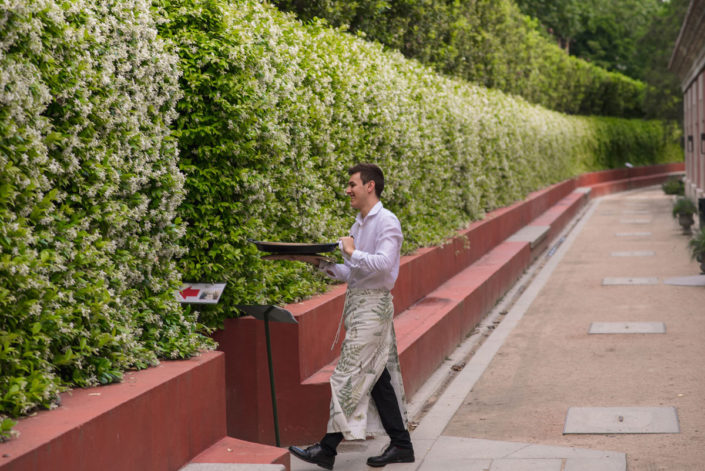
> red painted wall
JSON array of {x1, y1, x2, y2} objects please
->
[{"x1": 0, "y1": 352, "x2": 226, "y2": 471}]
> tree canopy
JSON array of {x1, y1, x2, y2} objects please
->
[{"x1": 515, "y1": 0, "x2": 690, "y2": 120}]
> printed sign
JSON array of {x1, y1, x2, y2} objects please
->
[{"x1": 176, "y1": 283, "x2": 226, "y2": 304}]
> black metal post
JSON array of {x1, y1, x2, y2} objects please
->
[{"x1": 262, "y1": 306, "x2": 281, "y2": 447}]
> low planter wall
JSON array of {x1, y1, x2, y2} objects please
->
[{"x1": 0, "y1": 352, "x2": 226, "y2": 471}]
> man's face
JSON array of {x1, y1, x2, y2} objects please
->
[{"x1": 346, "y1": 172, "x2": 373, "y2": 210}]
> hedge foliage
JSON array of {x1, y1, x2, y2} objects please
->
[
  {"x1": 272, "y1": 0, "x2": 649, "y2": 118},
  {"x1": 155, "y1": 0, "x2": 680, "y2": 327},
  {"x1": 0, "y1": 0, "x2": 681, "y2": 435},
  {"x1": 0, "y1": 0, "x2": 212, "y2": 435}
]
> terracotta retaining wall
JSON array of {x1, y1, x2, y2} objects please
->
[{"x1": 0, "y1": 352, "x2": 227, "y2": 471}]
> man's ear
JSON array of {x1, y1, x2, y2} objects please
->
[{"x1": 367, "y1": 180, "x2": 375, "y2": 194}]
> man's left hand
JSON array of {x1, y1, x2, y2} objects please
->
[{"x1": 340, "y1": 236, "x2": 355, "y2": 257}]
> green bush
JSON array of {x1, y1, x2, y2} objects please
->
[
  {"x1": 672, "y1": 197, "x2": 697, "y2": 218},
  {"x1": 154, "y1": 0, "x2": 680, "y2": 327},
  {"x1": 662, "y1": 177, "x2": 685, "y2": 195},
  {"x1": 272, "y1": 0, "x2": 648, "y2": 117},
  {"x1": 0, "y1": 0, "x2": 211, "y2": 428}
]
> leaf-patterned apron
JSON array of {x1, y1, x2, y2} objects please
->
[{"x1": 327, "y1": 288, "x2": 408, "y2": 440}]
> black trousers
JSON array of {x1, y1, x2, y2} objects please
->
[{"x1": 320, "y1": 368, "x2": 412, "y2": 454}]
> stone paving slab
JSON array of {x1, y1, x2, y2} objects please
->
[
  {"x1": 490, "y1": 459, "x2": 562, "y2": 471},
  {"x1": 619, "y1": 218, "x2": 652, "y2": 224},
  {"x1": 181, "y1": 465, "x2": 285, "y2": 471},
  {"x1": 602, "y1": 277, "x2": 659, "y2": 285},
  {"x1": 609, "y1": 251, "x2": 654, "y2": 257},
  {"x1": 564, "y1": 457, "x2": 627, "y2": 471},
  {"x1": 564, "y1": 407, "x2": 680, "y2": 434},
  {"x1": 662, "y1": 275, "x2": 705, "y2": 286},
  {"x1": 588, "y1": 322, "x2": 666, "y2": 334},
  {"x1": 414, "y1": 437, "x2": 625, "y2": 471},
  {"x1": 614, "y1": 232, "x2": 651, "y2": 237}
]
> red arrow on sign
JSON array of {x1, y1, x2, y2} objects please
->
[{"x1": 180, "y1": 286, "x2": 200, "y2": 299}]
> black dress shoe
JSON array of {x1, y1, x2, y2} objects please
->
[
  {"x1": 288, "y1": 443, "x2": 335, "y2": 470},
  {"x1": 366, "y1": 445, "x2": 415, "y2": 467}
]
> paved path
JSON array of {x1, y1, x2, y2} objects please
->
[{"x1": 291, "y1": 186, "x2": 705, "y2": 471}]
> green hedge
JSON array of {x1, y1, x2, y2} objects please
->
[
  {"x1": 0, "y1": 0, "x2": 212, "y2": 437},
  {"x1": 272, "y1": 0, "x2": 648, "y2": 117},
  {"x1": 156, "y1": 0, "x2": 680, "y2": 327}
]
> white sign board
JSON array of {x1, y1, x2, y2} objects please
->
[{"x1": 176, "y1": 283, "x2": 226, "y2": 304}]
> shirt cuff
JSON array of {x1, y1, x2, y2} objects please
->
[
  {"x1": 349, "y1": 249, "x2": 363, "y2": 265},
  {"x1": 318, "y1": 261, "x2": 336, "y2": 276}
]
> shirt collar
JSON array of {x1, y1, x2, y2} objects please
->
[{"x1": 357, "y1": 201, "x2": 383, "y2": 224}]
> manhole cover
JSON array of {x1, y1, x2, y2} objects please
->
[{"x1": 564, "y1": 407, "x2": 679, "y2": 434}]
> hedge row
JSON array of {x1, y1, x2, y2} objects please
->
[
  {"x1": 156, "y1": 0, "x2": 681, "y2": 328},
  {"x1": 272, "y1": 0, "x2": 648, "y2": 117},
  {"x1": 0, "y1": 0, "x2": 680, "y2": 435},
  {"x1": 0, "y1": 0, "x2": 212, "y2": 436}
]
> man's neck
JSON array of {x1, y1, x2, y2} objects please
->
[{"x1": 359, "y1": 199, "x2": 380, "y2": 219}]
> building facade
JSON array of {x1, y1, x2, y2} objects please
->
[{"x1": 671, "y1": 0, "x2": 705, "y2": 202}]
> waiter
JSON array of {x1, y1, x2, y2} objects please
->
[{"x1": 289, "y1": 163, "x2": 414, "y2": 469}]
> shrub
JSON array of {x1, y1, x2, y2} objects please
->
[
  {"x1": 688, "y1": 228, "x2": 705, "y2": 264},
  {"x1": 0, "y1": 0, "x2": 212, "y2": 427},
  {"x1": 662, "y1": 177, "x2": 685, "y2": 195},
  {"x1": 673, "y1": 197, "x2": 697, "y2": 218}
]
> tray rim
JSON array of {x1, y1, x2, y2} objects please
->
[{"x1": 250, "y1": 240, "x2": 338, "y2": 254}]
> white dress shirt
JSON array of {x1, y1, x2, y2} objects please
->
[{"x1": 322, "y1": 201, "x2": 403, "y2": 290}]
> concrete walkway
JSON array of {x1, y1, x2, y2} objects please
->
[{"x1": 291, "y1": 186, "x2": 705, "y2": 471}]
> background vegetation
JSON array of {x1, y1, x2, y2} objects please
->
[
  {"x1": 0, "y1": 0, "x2": 683, "y2": 437},
  {"x1": 272, "y1": 0, "x2": 650, "y2": 117},
  {"x1": 514, "y1": 0, "x2": 690, "y2": 121}
]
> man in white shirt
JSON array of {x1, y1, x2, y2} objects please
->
[{"x1": 289, "y1": 163, "x2": 414, "y2": 469}]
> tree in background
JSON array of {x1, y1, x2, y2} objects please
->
[
  {"x1": 516, "y1": 0, "x2": 689, "y2": 120},
  {"x1": 513, "y1": 0, "x2": 584, "y2": 53},
  {"x1": 639, "y1": 0, "x2": 691, "y2": 121},
  {"x1": 516, "y1": 0, "x2": 660, "y2": 79}
]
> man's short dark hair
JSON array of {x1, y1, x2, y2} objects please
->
[{"x1": 348, "y1": 163, "x2": 384, "y2": 197}]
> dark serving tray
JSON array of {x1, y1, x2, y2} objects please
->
[{"x1": 250, "y1": 240, "x2": 338, "y2": 254}]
